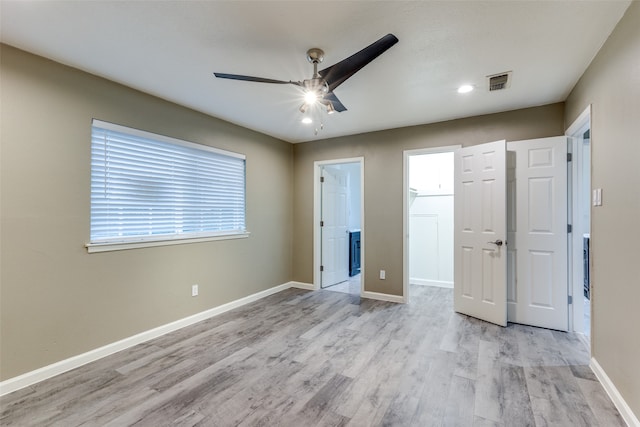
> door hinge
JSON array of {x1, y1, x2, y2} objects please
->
[
  {"x1": 567, "y1": 153, "x2": 572, "y2": 162},
  {"x1": 320, "y1": 265, "x2": 324, "y2": 272},
  {"x1": 568, "y1": 295, "x2": 573, "y2": 305},
  {"x1": 320, "y1": 220, "x2": 324, "y2": 227},
  {"x1": 320, "y1": 176, "x2": 325, "y2": 183},
  {"x1": 567, "y1": 224, "x2": 572, "y2": 233}
]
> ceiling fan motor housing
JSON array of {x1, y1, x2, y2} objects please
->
[
  {"x1": 306, "y1": 48, "x2": 324, "y2": 64},
  {"x1": 304, "y1": 78, "x2": 329, "y2": 94}
]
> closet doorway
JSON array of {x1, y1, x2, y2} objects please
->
[{"x1": 403, "y1": 147, "x2": 458, "y2": 300}]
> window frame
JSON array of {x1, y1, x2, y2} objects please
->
[{"x1": 86, "y1": 119, "x2": 249, "y2": 253}]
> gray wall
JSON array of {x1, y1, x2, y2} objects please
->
[
  {"x1": 565, "y1": 0, "x2": 640, "y2": 417},
  {"x1": 292, "y1": 104, "x2": 565, "y2": 294},
  {"x1": 0, "y1": 45, "x2": 293, "y2": 380}
]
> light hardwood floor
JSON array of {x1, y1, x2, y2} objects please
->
[
  {"x1": 323, "y1": 274, "x2": 361, "y2": 295},
  {"x1": 0, "y1": 285, "x2": 625, "y2": 426}
]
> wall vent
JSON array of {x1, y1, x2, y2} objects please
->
[{"x1": 487, "y1": 71, "x2": 512, "y2": 91}]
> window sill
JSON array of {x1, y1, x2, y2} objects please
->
[{"x1": 85, "y1": 232, "x2": 250, "y2": 253}]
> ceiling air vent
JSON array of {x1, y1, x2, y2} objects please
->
[{"x1": 487, "y1": 71, "x2": 512, "y2": 91}]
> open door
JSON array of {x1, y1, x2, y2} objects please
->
[
  {"x1": 454, "y1": 140, "x2": 507, "y2": 326},
  {"x1": 321, "y1": 166, "x2": 349, "y2": 288},
  {"x1": 507, "y1": 137, "x2": 568, "y2": 331}
]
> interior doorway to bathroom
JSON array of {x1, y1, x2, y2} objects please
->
[{"x1": 314, "y1": 158, "x2": 363, "y2": 296}]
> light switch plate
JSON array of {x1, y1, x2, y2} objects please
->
[{"x1": 593, "y1": 188, "x2": 602, "y2": 206}]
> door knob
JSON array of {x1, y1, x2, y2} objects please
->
[{"x1": 487, "y1": 239, "x2": 504, "y2": 247}]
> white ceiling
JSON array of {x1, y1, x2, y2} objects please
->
[{"x1": 1, "y1": 1, "x2": 631, "y2": 143}]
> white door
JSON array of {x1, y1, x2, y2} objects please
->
[
  {"x1": 507, "y1": 137, "x2": 568, "y2": 330},
  {"x1": 454, "y1": 140, "x2": 507, "y2": 326},
  {"x1": 321, "y1": 166, "x2": 349, "y2": 288}
]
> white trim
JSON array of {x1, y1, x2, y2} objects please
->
[
  {"x1": 362, "y1": 291, "x2": 405, "y2": 304},
  {"x1": 0, "y1": 281, "x2": 300, "y2": 397},
  {"x1": 567, "y1": 136, "x2": 577, "y2": 333},
  {"x1": 313, "y1": 158, "x2": 365, "y2": 293},
  {"x1": 404, "y1": 146, "x2": 461, "y2": 156},
  {"x1": 288, "y1": 281, "x2": 315, "y2": 290},
  {"x1": 565, "y1": 105, "x2": 591, "y2": 336},
  {"x1": 86, "y1": 232, "x2": 250, "y2": 253},
  {"x1": 590, "y1": 357, "x2": 640, "y2": 427},
  {"x1": 403, "y1": 145, "x2": 461, "y2": 303},
  {"x1": 410, "y1": 278, "x2": 453, "y2": 288},
  {"x1": 565, "y1": 105, "x2": 592, "y2": 138}
]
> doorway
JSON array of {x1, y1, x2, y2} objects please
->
[
  {"x1": 567, "y1": 106, "x2": 592, "y2": 338},
  {"x1": 403, "y1": 135, "x2": 590, "y2": 333},
  {"x1": 452, "y1": 137, "x2": 571, "y2": 329},
  {"x1": 403, "y1": 146, "x2": 459, "y2": 301},
  {"x1": 314, "y1": 158, "x2": 364, "y2": 295}
]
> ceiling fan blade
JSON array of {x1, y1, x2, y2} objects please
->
[
  {"x1": 214, "y1": 73, "x2": 301, "y2": 86},
  {"x1": 323, "y1": 92, "x2": 347, "y2": 112},
  {"x1": 319, "y1": 33, "x2": 399, "y2": 92}
]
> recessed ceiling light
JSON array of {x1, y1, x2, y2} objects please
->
[
  {"x1": 301, "y1": 117, "x2": 312, "y2": 124},
  {"x1": 457, "y1": 84, "x2": 474, "y2": 94}
]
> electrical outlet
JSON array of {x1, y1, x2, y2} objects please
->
[
  {"x1": 191, "y1": 284, "x2": 199, "y2": 297},
  {"x1": 379, "y1": 270, "x2": 386, "y2": 280}
]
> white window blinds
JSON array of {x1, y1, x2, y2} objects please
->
[{"x1": 90, "y1": 120, "x2": 246, "y2": 245}]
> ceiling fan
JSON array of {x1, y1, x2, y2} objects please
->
[{"x1": 214, "y1": 33, "x2": 399, "y2": 115}]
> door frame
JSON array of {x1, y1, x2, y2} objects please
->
[
  {"x1": 565, "y1": 105, "x2": 592, "y2": 335},
  {"x1": 314, "y1": 157, "x2": 365, "y2": 292},
  {"x1": 404, "y1": 138, "x2": 579, "y2": 330},
  {"x1": 403, "y1": 146, "x2": 460, "y2": 303}
]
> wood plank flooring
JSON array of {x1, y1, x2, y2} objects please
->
[{"x1": 0, "y1": 285, "x2": 625, "y2": 426}]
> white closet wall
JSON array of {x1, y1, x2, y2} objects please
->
[{"x1": 409, "y1": 153, "x2": 454, "y2": 288}]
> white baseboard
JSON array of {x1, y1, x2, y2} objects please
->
[
  {"x1": 288, "y1": 281, "x2": 315, "y2": 290},
  {"x1": 409, "y1": 278, "x2": 453, "y2": 288},
  {"x1": 362, "y1": 290, "x2": 405, "y2": 304},
  {"x1": 590, "y1": 357, "x2": 640, "y2": 427},
  {"x1": 0, "y1": 281, "x2": 298, "y2": 397},
  {"x1": 291, "y1": 281, "x2": 404, "y2": 303}
]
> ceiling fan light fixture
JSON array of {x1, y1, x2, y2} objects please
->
[
  {"x1": 301, "y1": 117, "x2": 313, "y2": 124},
  {"x1": 213, "y1": 34, "x2": 399, "y2": 135},
  {"x1": 304, "y1": 90, "x2": 319, "y2": 105}
]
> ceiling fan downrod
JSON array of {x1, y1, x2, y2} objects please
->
[{"x1": 306, "y1": 48, "x2": 324, "y2": 78}]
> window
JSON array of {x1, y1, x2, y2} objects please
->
[{"x1": 87, "y1": 120, "x2": 247, "y2": 252}]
